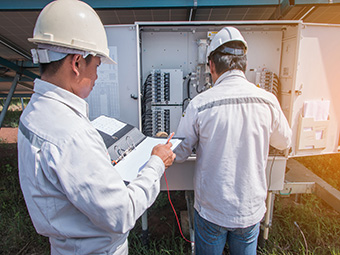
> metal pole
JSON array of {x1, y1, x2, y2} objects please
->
[
  {"x1": 263, "y1": 191, "x2": 274, "y2": 240},
  {"x1": 20, "y1": 97, "x2": 25, "y2": 110},
  {"x1": 299, "y1": 6, "x2": 315, "y2": 21},
  {"x1": 0, "y1": 72, "x2": 20, "y2": 128},
  {"x1": 141, "y1": 210, "x2": 149, "y2": 248},
  {"x1": 185, "y1": 190, "x2": 195, "y2": 254}
]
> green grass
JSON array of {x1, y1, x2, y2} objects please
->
[
  {"x1": 128, "y1": 191, "x2": 193, "y2": 255},
  {"x1": 0, "y1": 144, "x2": 49, "y2": 254},
  {"x1": 0, "y1": 98, "x2": 29, "y2": 127},
  {"x1": 261, "y1": 194, "x2": 340, "y2": 255},
  {"x1": 130, "y1": 193, "x2": 340, "y2": 255},
  {"x1": 128, "y1": 225, "x2": 192, "y2": 255},
  {"x1": 0, "y1": 110, "x2": 22, "y2": 127},
  {"x1": 295, "y1": 154, "x2": 340, "y2": 191}
]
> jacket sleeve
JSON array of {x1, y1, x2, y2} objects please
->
[
  {"x1": 270, "y1": 97, "x2": 292, "y2": 150},
  {"x1": 48, "y1": 127, "x2": 165, "y2": 234},
  {"x1": 174, "y1": 102, "x2": 199, "y2": 163}
]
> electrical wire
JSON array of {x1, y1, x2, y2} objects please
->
[
  {"x1": 195, "y1": 83, "x2": 204, "y2": 94},
  {"x1": 187, "y1": 78, "x2": 191, "y2": 98},
  {"x1": 183, "y1": 73, "x2": 192, "y2": 99},
  {"x1": 142, "y1": 74, "x2": 154, "y2": 136},
  {"x1": 163, "y1": 171, "x2": 194, "y2": 244},
  {"x1": 258, "y1": 70, "x2": 281, "y2": 98},
  {"x1": 182, "y1": 98, "x2": 190, "y2": 112},
  {"x1": 273, "y1": 73, "x2": 282, "y2": 101}
]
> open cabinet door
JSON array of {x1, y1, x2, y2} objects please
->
[
  {"x1": 290, "y1": 24, "x2": 340, "y2": 156},
  {"x1": 86, "y1": 25, "x2": 140, "y2": 128}
]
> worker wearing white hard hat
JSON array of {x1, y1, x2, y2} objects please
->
[
  {"x1": 28, "y1": 0, "x2": 116, "y2": 65},
  {"x1": 206, "y1": 26, "x2": 248, "y2": 59},
  {"x1": 18, "y1": 0, "x2": 175, "y2": 254},
  {"x1": 175, "y1": 26, "x2": 291, "y2": 255}
]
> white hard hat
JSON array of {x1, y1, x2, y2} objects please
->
[
  {"x1": 207, "y1": 27, "x2": 248, "y2": 58},
  {"x1": 28, "y1": 0, "x2": 116, "y2": 65}
]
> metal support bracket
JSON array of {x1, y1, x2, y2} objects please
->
[
  {"x1": 274, "y1": 181, "x2": 315, "y2": 195},
  {"x1": 185, "y1": 190, "x2": 195, "y2": 254}
]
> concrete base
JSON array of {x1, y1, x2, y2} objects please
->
[
  {"x1": 180, "y1": 211, "x2": 190, "y2": 236},
  {"x1": 286, "y1": 158, "x2": 340, "y2": 213}
]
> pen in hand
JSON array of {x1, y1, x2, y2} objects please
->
[{"x1": 166, "y1": 132, "x2": 175, "y2": 144}]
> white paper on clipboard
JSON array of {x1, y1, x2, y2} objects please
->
[
  {"x1": 91, "y1": 115, "x2": 183, "y2": 182},
  {"x1": 114, "y1": 137, "x2": 182, "y2": 182}
]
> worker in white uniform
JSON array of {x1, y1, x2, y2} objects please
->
[
  {"x1": 174, "y1": 27, "x2": 292, "y2": 255},
  {"x1": 17, "y1": 0, "x2": 175, "y2": 254}
]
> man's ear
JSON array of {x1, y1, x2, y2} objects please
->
[
  {"x1": 209, "y1": 59, "x2": 215, "y2": 74},
  {"x1": 209, "y1": 59, "x2": 219, "y2": 83},
  {"x1": 71, "y1": 54, "x2": 82, "y2": 76}
]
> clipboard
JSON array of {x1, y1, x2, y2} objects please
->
[{"x1": 91, "y1": 115, "x2": 183, "y2": 182}]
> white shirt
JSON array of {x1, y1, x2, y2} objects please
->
[
  {"x1": 175, "y1": 70, "x2": 292, "y2": 228},
  {"x1": 18, "y1": 79, "x2": 165, "y2": 254}
]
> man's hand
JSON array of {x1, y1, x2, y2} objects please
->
[{"x1": 151, "y1": 143, "x2": 176, "y2": 169}]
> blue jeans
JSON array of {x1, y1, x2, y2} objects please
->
[{"x1": 194, "y1": 210, "x2": 260, "y2": 255}]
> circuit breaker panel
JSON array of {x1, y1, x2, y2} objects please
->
[
  {"x1": 142, "y1": 69, "x2": 183, "y2": 136},
  {"x1": 255, "y1": 69, "x2": 280, "y2": 98}
]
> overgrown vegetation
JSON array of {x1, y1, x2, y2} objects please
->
[
  {"x1": 262, "y1": 194, "x2": 340, "y2": 255},
  {"x1": 0, "y1": 144, "x2": 49, "y2": 254},
  {"x1": 0, "y1": 98, "x2": 29, "y2": 127},
  {"x1": 295, "y1": 154, "x2": 340, "y2": 191}
]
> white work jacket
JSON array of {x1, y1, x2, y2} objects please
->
[
  {"x1": 18, "y1": 79, "x2": 165, "y2": 255},
  {"x1": 175, "y1": 70, "x2": 292, "y2": 228}
]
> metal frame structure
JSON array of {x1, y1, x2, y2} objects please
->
[
  {"x1": 0, "y1": 56, "x2": 38, "y2": 127},
  {"x1": 0, "y1": 0, "x2": 339, "y2": 9}
]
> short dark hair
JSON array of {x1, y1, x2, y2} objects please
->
[
  {"x1": 39, "y1": 54, "x2": 94, "y2": 76},
  {"x1": 209, "y1": 41, "x2": 247, "y2": 75},
  {"x1": 39, "y1": 56, "x2": 67, "y2": 76}
]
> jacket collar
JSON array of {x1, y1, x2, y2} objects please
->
[
  {"x1": 214, "y1": 70, "x2": 246, "y2": 87},
  {"x1": 33, "y1": 78, "x2": 89, "y2": 118}
]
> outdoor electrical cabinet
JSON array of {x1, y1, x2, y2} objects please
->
[{"x1": 86, "y1": 21, "x2": 340, "y2": 192}]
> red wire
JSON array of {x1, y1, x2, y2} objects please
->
[{"x1": 163, "y1": 171, "x2": 194, "y2": 244}]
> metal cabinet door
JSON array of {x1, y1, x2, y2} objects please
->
[
  {"x1": 291, "y1": 24, "x2": 340, "y2": 156},
  {"x1": 86, "y1": 25, "x2": 140, "y2": 128}
]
